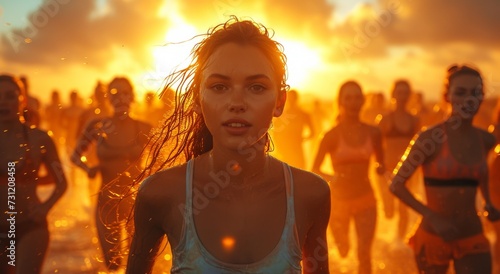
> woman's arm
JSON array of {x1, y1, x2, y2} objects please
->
[
  {"x1": 480, "y1": 131, "x2": 500, "y2": 221},
  {"x1": 70, "y1": 119, "x2": 99, "y2": 177},
  {"x1": 311, "y1": 131, "x2": 334, "y2": 182},
  {"x1": 390, "y1": 132, "x2": 433, "y2": 217},
  {"x1": 32, "y1": 132, "x2": 68, "y2": 221},
  {"x1": 301, "y1": 176, "x2": 330, "y2": 274},
  {"x1": 126, "y1": 177, "x2": 166, "y2": 274},
  {"x1": 371, "y1": 126, "x2": 393, "y2": 218}
]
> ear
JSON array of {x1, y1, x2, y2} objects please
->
[{"x1": 273, "y1": 89, "x2": 287, "y2": 117}]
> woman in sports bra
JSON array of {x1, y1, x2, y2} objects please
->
[
  {"x1": 489, "y1": 105, "x2": 500, "y2": 272},
  {"x1": 390, "y1": 64, "x2": 500, "y2": 274},
  {"x1": 126, "y1": 17, "x2": 331, "y2": 274},
  {"x1": 378, "y1": 79, "x2": 420, "y2": 242},
  {"x1": 0, "y1": 74, "x2": 68, "y2": 274},
  {"x1": 71, "y1": 77, "x2": 152, "y2": 271},
  {"x1": 312, "y1": 80, "x2": 390, "y2": 274}
]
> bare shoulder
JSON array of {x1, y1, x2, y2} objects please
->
[
  {"x1": 290, "y1": 166, "x2": 330, "y2": 204},
  {"x1": 28, "y1": 127, "x2": 54, "y2": 145},
  {"x1": 415, "y1": 123, "x2": 444, "y2": 141},
  {"x1": 137, "y1": 163, "x2": 187, "y2": 203},
  {"x1": 321, "y1": 126, "x2": 340, "y2": 142},
  {"x1": 476, "y1": 127, "x2": 496, "y2": 151}
]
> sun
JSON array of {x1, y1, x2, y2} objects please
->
[
  {"x1": 139, "y1": 22, "x2": 198, "y2": 93},
  {"x1": 277, "y1": 39, "x2": 322, "y2": 92},
  {"x1": 140, "y1": 22, "x2": 323, "y2": 98}
]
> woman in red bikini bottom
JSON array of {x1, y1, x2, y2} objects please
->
[
  {"x1": 313, "y1": 80, "x2": 391, "y2": 274},
  {"x1": 390, "y1": 64, "x2": 500, "y2": 274}
]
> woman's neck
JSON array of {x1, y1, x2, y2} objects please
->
[
  {"x1": 209, "y1": 146, "x2": 269, "y2": 186},
  {"x1": 342, "y1": 115, "x2": 361, "y2": 124},
  {"x1": 446, "y1": 114, "x2": 474, "y2": 131},
  {"x1": 394, "y1": 104, "x2": 407, "y2": 113}
]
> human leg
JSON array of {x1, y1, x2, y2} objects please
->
[
  {"x1": 16, "y1": 220, "x2": 49, "y2": 274},
  {"x1": 330, "y1": 198, "x2": 351, "y2": 258},
  {"x1": 353, "y1": 206, "x2": 376, "y2": 274}
]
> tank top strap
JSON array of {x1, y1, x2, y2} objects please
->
[
  {"x1": 282, "y1": 162, "x2": 295, "y2": 224},
  {"x1": 185, "y1": 159, "x2": 194, "y2": 223}
]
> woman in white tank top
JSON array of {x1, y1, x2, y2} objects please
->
[{"x1": 126, "y1": 17, "x2": 331, "y2": 274}]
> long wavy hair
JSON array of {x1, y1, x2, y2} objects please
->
[
  {"x1": 0, "y1": 74, "x2": 28, "y2": 122},
  {"x1": 140, "y1": 16, "x2": 289, "y2": 178}
]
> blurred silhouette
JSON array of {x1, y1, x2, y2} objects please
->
[
  {"x1": 378, "y1": 79, "x2": 420, "y2": 242},
  {"x1": 272, "y1": 89, "x2": 315, "y2": 170},
  {"x1": 391, "y1": 64, "x2": 500, "y2": 274},
  {"x1": 19, "y1": 75, "x2": 42, "y2": 128},
  {"x1": 76, "y1": 81, "x2": 112, "y2": 137},
  {"x1": 408, "y1": 92, "x2": 435, "y2": 128},
  {"x1": 71, "y1": 76, "x2": 152, "y2": 272},
  {"x1": 76, "y1": 82, "x2": 113, "y2": 203},
  {"x1": 61, "y1": 90, "x2": 85, "y2": 183},
  {"x1": 312, "y1": 80, "x2": 392, "y2": 274},
  {"x1": 0, "y1": 74, "x2": 68, "y2": 274},
  {"x1": 361, "y1": 92, "x2": 387, "y2": 125},
  {"x1": 489, "y1": 99, "x2": 500, "y2": 274},
  {"x1": 137, "y1": 91, "x2": 164, "y2": 126},
  {"x1": 43, "y1": 89, "x2": 64, "y2": 147}
]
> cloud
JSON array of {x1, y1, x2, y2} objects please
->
[
  {"x1": 328, "y1": 0, "x2": 500, "y2": 61},
  {"x1": 1, "y1": 0, "x2": 169, "y2": 69},
  {"x1": 174, "y1": 0, "x2": 336, "y2": 43},
  {"x1": 381, "y1": 0, "x2": 500, "y2": 47}
]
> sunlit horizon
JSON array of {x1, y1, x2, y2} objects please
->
[{"x1": 2, "y1": 0, "x2": 500, "y2": 105}]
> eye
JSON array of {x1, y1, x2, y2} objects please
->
[
  {"x1": 210, "y1": 84, "x2": 228, "y2": 93},
  {"x1": 453, "y1": 88, "x2": 467, "y2": 96},
  {"x1": 248, "y1": 84, "x2": 266, "y2": 93}
]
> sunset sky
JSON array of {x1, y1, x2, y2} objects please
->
[{"x1": 1, "y1": 0, "x2": 500, "y2": 104}]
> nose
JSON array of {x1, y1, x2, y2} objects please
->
[{"x1": 228, "y1": 90, "x2": 247, "y2": 113}]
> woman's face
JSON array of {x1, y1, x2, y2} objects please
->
[
  {"x1": 0, "y1": 81, "x2": 22, "y2": 122},
  {"x1": 339, "y1": 84, "x2": 364, "y2": 118},
  {"x1": 393, "y1": 83, "x2": 411, "y2": 106},
  {"x1": 447, "y1": 74, "x2": 483, "y2": 119},
  {"x1": 199, "y1": 43, "x2": 285, "y2": 150},
  {"x1": 108, "y1": 80, "x2": 133, "y2": 114}
]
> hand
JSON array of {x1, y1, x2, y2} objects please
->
[
  {"x1": 87, "y1": 166, "x2": 100, "y2": 178},
  {"x1": 485, "y1": 204, "x2": 500, "y2": 222},
  {"x1": 424, "y1": 212, "x2": 459, "y2": 242}
]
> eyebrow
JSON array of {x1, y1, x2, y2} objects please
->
[{"x1": 206, "y1": 73, "x2": 272, "y2": 81}]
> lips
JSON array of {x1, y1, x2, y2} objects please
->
[{"x1": 222, "y1": 119, "x2": 251, "y2": 135}]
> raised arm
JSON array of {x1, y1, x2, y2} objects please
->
[{"x1": 126, "y1": 177, "x2": 166, "y2": 274}]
